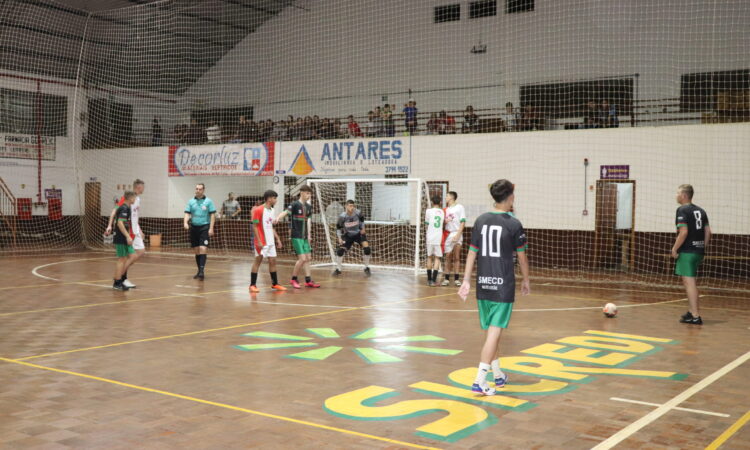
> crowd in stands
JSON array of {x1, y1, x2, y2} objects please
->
[{"x1": 168, "y1": 100, "x2": 620, "y2": 145}]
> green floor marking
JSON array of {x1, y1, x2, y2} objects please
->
[
  {"x1": 240, "y1": 331, "x2": 313, "y2": 341},
  {"x1": 350, "y1": 328, "x2": 402, "y2": 340},
  {"x1": 306, "y1": 328, "x2": 340, "y2": 338},
  {"x1": 234, "y1": 342, "x2": 318, "y2": 351},
  {"x1": 285, "y1": 346, "x2": 343, "y2": 361},
  {"x1": 353, "y1": 347, "x2": 403, "y2": 363},
  {"x1": 386, "y1": 345, "x2": 463, "y2": 356},
  {"x1": 372, "y1": 335, "x2": 446, "y2": 343}
]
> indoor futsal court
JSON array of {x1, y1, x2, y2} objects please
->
[{"x1": 1, "y1": 0, "x2": 750, "y2": 448}]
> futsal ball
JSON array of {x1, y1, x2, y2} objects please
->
[{"x1": 603, "y1": 303, "x2": 618, "y2": 318}]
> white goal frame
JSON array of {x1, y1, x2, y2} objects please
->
[{"x1": 307, "y1": 178, "x2": 426, "y2": 275}]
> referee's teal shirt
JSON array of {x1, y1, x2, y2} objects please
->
[{"x1": 185, "y1": 197, "x2": 216, "y2": 226}]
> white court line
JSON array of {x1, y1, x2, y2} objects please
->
[
  {"x1": 367, "y1": 297, "x2": 688, "y2": 313},
  {"x1": 170, "y1": 292, "x2": 207, "y2": 299},
  {"x1": 593, "y1": 350, "x2": 750, "y2": 449},
  {"x1": 31, "y1": 257, "x2": 114, "y2": 281},
  {"x1": 175, "y1": 285, "x2": 200, "y2": 289},
  {"x1": 610, "y1": 397, "x2": 730, "y2": 418}
]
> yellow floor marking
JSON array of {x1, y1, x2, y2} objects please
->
[
  {"x1": 705, "y1": 410, "x2": 750, "y2": 450},
  {"x1": 16, "y1": 292, "x2": 456, "y2": 361},
  {"x1": 0, "y1": 356, "x2": 440, "y2": 450}
]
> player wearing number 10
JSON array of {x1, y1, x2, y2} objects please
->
[
  {"x1": 672, "y1": 184, "x2": 710, "y2": 325},
  {"x1": 458, "y1": 179, "x2": 530, "y2": 396}
]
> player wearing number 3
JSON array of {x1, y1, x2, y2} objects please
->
[
  {"x1": 672, "y1": 184, "x2": 710, "y2": 325},
  {"x1": 458, "y1": 179, "x2": 530, "y2": 396}
]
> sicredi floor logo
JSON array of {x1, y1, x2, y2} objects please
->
[{"x1": 234, "y1": 327, "x2": 462, "y2": 363}]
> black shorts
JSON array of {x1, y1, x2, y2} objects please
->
[
  {"x1": 190, "y1": 224, "x2": 210, "y2": 248},
  {"x1": 342, "y1": 233, "x2": 367, "y2": 249}
]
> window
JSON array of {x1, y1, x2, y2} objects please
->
[
  {"x1": 506, "y1": 0, "x2": 533, "y2": 14},
  {"x1": 470, "y1": 0, "x2": 496, "y2": 18},
  {"x1": 680, "y1": 70, "x2": 750, "y2": 112},
  {"x1": 0, "y1": 88, "x2": 67, "y2": 136},
  {"x1": 434, "y1": 4, "x2": 460, "y2": 23},
  {"x1": 520, "y1": 78, "x2": 633, "y2": 119}
]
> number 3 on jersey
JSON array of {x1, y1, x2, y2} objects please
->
[
  {"x1": 434, "y1": 216, "x2": 442, "y2": 228},
  {"x1": 480, "y1": 225, "x2": 503, "y2": 257}
]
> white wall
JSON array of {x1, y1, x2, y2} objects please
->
[{"x1": 186, "y1": 0, "x2": 750, "y2": 119}]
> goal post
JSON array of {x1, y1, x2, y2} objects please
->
[{"x1": 307, "y1": 178, "x2": 429, "y2": 275}]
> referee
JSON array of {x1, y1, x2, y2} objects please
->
[{"x1": 184, "y1": 183, "x2": 216, "y2": 280}]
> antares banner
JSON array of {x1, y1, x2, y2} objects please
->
[
  {"x1": 280, "y1": 139, "x2": 410, "y2": 176},
  {"x1": 168, "y1": 142, "x2": 275, "y2": 176},
  {"x1": 0, "y1": 133, "x2": 56, "y2": 160}
]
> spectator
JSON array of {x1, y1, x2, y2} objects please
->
[
  {"x1": 151, "y1": 118, "x2": 162, "y2": 146},
  {"x1": 319, "y1": 118, "x2": 334, "y2": 139},
  {"x1": 221, "y1": 192, "x2": 241, "y2": 220},
  {"x1": 233, "y1": 115, "x2": 249, "y2": 142},
  {"x1": 364, "y1": 111, "x2": 376, "y2": 137},
  {"x1": 186, "y1": 119, "x2": 205, "y2": 144},
  {"x1": 261, "y1": 119, "x2": 274, "y2": 141},
  {"x1": 426, "y1": 113, "x2": 439, "y2": 135},
  {"x1": 382, "y1": 104, "x2": 395, "y2": 137},
  {"x1": 439, "y1": 110, "x2": 456, "y2": 134},
  {"x1": 403, "y1": 100, "x2": 418, "y2": 135},
  {"x1": 584, "y1": 100, "x2": 600, "y2": 128},
  {"x1": 206, "y1": 121, "x2": 221, "y2": 143},
  {"x1": 373, "y1": 106, "x2": 383, "y2": 137},
  {"x1": 462, "y1": 106, "x2": 479, "y2": 133},
  {"x1": 174, "y1": 124, "x2": 187, "y2": 144},
  {"x1": 601, "y1": 100, "x2": 619, "y2": 128},
  {"x1": 271, "y1": 120, "x2": 286, "y2": 141},
  {"x1": 312, "y1": 115, "x2": 321, "y2": 139},
  {"x1": 292, "y1": 117, "x2": 304, "y2": 140},
  {"x1": 302, "y1": 116, "x2": 314, "y2": 140},
  {"x1": 347, "y1": 115, "x2": 363, "y2": 137},
  {"x1": 504, "y1": 102, "x2": 519, "y2": 131},
  {"x1": 333, "y1": 118, "x2": 345, "y2": 138}
]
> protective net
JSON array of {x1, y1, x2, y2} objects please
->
[
  {"x1": 0, "y1": 0, "x2": 747, "y2": 291},
  {"x1": 308, "y1": 178, "x2": 429, "y2": 273}
]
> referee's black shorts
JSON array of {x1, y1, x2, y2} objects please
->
[
  {"x1": 342, "y1": 233, "x2": 367, "y2": 249},
  {"x1": 190, "y1": 224, "x2": 210, "y2": 248}
]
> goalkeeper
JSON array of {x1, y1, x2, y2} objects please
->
[{"x1": 333, "y1": 200, "x2": 372, "y2": 276}]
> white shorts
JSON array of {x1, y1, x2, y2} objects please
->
[
  {"x1": 444, "y1": 232, "x2": 463, "y2": 254},
  {"x1": 426, "y1": 244, "x2": 443, "y2": 257},
  {"x1": 255, "y1": 244, "x2": 277, "y2": 258},
  {"x1": 133, "y1": 236, "x2": 145, "y2": 251}
]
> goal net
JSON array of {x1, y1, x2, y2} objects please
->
[{"x1": 308, "y1": 179, "x2": 429, "y2": 274}]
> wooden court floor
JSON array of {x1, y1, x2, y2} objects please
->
[{"x1": 1, "y1": 251, "x2": 748, "y2": 449}]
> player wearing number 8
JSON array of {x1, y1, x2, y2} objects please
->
[
  {"x1": 458, "y1": 179, "x2": 530, "y2": 396},
  {"x1": 672, "y1": 184, "x2": 711, "y2": 325}
]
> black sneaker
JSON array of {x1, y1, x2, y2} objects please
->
[
  {"x1": 333, "y1": 269, "x2": 342, "y2": 276},
  {"x1": 113, "y1": 282, "x2": 130, "y2": 291},
  {"x1": 197, "y1": 271, "x2": 205, "y2": 281},
  {"x1": 364, "y1": 267, "x2": 371, "y2": 277},
  {"x1": 193, "y1": 271, "x2": 201, "y2": 279},
  {"x1": 679, "y1": 311, "x2": 703, "y2": 325}
]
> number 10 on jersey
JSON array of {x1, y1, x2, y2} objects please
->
[{"x1": 480, "y1": 225, "x2": 503, "y2": 257}]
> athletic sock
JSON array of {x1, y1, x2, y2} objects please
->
[
  {"x1": 271, "y1": 272, "x2": 278, "y2": 285},
  {"x1": 251, "y1": 272, "x2": 258, "y2": 286},
  {"x1": 427, "y1": 270, "x2": 433, "y2": 282},
  {"x1": 363, "y1": 255, "x2": 371, "y2": 267},
  {"x1": 431, "y1": 270, "x2": 438, "y2": 282},
  {"x1": 120, "y1": 274, "x2": 127, "y2": 282},
  {"x1": 305, "y1": 276, "x2": 311, "y2": 283},
  {"x1": 195, "y1": 255, "x2": 200, "y2": 268},
  {"x1": 474, "y1": 362, "x2": 491, "y2": 385},
  {"x1": 198, "y1": 254, "x2": 206, "y2": 271},
  {"x1": 292, "y1": 276, "x2": 298, "y2": 281},
  {"x1": 122, "y1": 271, "x2": 128, "y2": 281},
  {"x1": 335, "y1": 255, "x2": 343, "y2": 270},
  {"x1": 113, "y1": 278, "x2": 121, "y2": 285},
  {"x1": 445, "y1": 274, "x2": 450, "y2": 281},
  {"x1": 454, "y1": 274, "x2": 460, "y2": 281},
  {"x1": 491, "y1": 359, "x2": 505, "y2": 381}
]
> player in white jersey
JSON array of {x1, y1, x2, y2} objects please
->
[
  {"x1": 442, "y1": 191, "x2": 466, "y2": 286},
  {"x1": 424, "y1": 196, "x2": 445, "y2": 286},
  {"x1": 250, "y1": 190, "x2": 285, "y2": 293},
  {"x1": 105, "y1": 179, "x2": 145, "y2": 288}
]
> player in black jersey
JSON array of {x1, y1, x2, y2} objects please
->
[
  {"x1": 458, "y1": 179, "x2": 530, "y2": 396},
  {"x1": 333, "y1": 200, "x2": 372, "y2": 276},
  {"x1": 672, "y1": 184, "x2": 711, "y2": 325}
]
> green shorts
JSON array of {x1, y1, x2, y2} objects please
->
[
  {"x1": 292, "y1": 238, "x2": 311, "y2": 255},
  {"x1": 477, "y1": 300, "x2": 514, "y2": 329},
  {"x1": 115, "y1": 243, "x2": 135, "y2": 258},
  {"x1": 675, "y1": 252, "x2": 703, "y2": 277}
]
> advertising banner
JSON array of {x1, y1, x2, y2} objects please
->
[
  {"x1": 0, "y1": 133, "x2": 56, "y2": 160},
  {"x1": 280, "y1": 139, "x2": 410, "y2": 176},
  {"x1": 168, "y1": 142, "x2": 275, "y2": 176}
]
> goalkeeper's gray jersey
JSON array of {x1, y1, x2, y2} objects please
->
[{"x1": 337, "y1": 210, "x2": 365, "y2": 238}]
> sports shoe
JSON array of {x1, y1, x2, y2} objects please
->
[
  {"x1": 427, "y1": 280, "x2": 434, "y2": 287},
  {"x1": 441, "y1": 279, "x2": 450, "y2": 286},
  {"x1": 113, "y1": 282, "x2": 129, "y2": 291},
  {"x1": 679, "y1": 311, "x2": 703, "y2": 325},
  {"x1": 305, "y1": 281, "x2": 321, "y2": 288},
  {"x1": 249, "y1": 285, "x2": 260, "y2": 293},
  {"x1": 332, "y1": 268, "x2": 342, "y2": 276},
  {"x1": 122, "y1": 279, "x2": 136, "y2": 288},
  {"x1": 290, "y1": 279, "x2": 302, "y2": 289},
  {"x1": 455, "y1": 279, "x2": 462, "y2": 287},
  {"x1": 364, "y1": 267, "x2": 371, "y2": 277},
  {"x1": 494, "y1": 373, "x2": 508, "y2": 388},
  {"x1": 271, "y1": 284, "x2": 287, "y2": 291},
  {"x1": 193, "y1": 271, "x2": 201, "y2": 279},
  {"x1": 471, "y1": 383, "x2": 496, "y2": 396},
  {"x1": 197, "y1": 271, "x2": 204, "y2": 281}
]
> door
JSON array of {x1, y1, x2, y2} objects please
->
[
  {"x1": 594, "y1": 180, "x2": 636, "y2": 270},
  {"x1": 84, "y1": 182, "x2": 101, "y2": 246}
]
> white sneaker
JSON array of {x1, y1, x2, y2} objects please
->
[
  {"x1": 455, "y1": 279, "x2": 462, "y2": 286},
  {"x1": 471, "y1": 383, "x2": 496, "y2": 396},
  {"x1": 441, "y1": 279, "x2": 450, "y2": 286},
  {"x1": 122, "y1": 279, "x2": 136, "y2": 288}
]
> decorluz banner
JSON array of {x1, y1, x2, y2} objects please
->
[
  {"x1": 279, "y1": 139, "x2": 410, "y2": 176},
  {"x1": 168, "y1": 142, "x2": 275, "y2": 176},
  {"x1": 0, "y1": 133, "x2": 56, "y2": 160}
]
